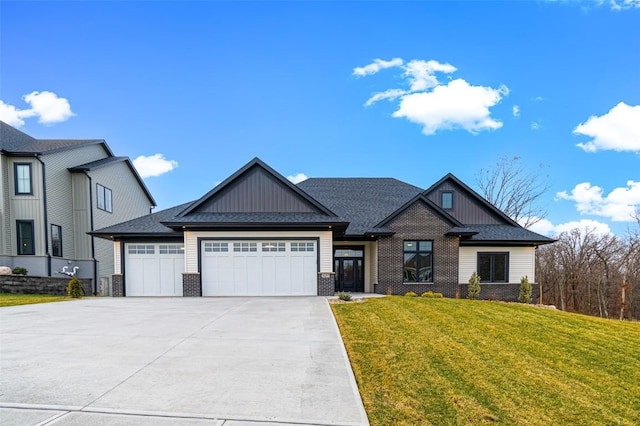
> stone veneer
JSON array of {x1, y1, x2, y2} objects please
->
[
  {"x1": 377, "y1": 201, "x2": 459, "y2": 296},
  {"x1": 182, "y1": 273, "x2": 202, "y2": 297},
  {"x1": 112, "y1": 274, "x2": 124, "y2": 297},
  {"x1": 318, "y1": 272, "x2": 335, "y2": 296},
  {"x1": 1, "y1": 275, "x2": 92, "y2": 296}
]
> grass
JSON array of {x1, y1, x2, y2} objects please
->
[
  {"x1": 0, "y1": 293, "x2": 69, "y2": 307},
  {"x1": 331, "y1": 297, "x2": 640, "y2": 426}
]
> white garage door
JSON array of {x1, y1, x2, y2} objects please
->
[
  {"x1": 202, "y1": 240, "x2": 317, "y2": 296},
  {"x1": 125, "y1": 243, "x2": 185, "y2": 296}
]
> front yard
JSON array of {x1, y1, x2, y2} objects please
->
[
  {"x1": 0, "y1": 293, "x2": 69, "y2": 307},
  {"x1": 332, "y1": 296, "x2": 640, "y2": 425}
]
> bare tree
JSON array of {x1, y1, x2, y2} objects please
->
[{"x1": 475, "y1": 156, "x2": 552, "y2": 228}]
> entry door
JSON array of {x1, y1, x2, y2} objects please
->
[{"x1": 335, "y1": 258, "x2": 364, "y2": 292}]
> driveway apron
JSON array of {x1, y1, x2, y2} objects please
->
[{"x1": 0, "y1": 297, "x2": 369, "y2": 425}]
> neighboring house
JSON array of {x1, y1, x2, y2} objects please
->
[
  {"x1": 0, "y1": 121, "x2": 155, "y2": 294},
  {"x1": 92, "y1": 157, "x2": 553, "y2": 300}
]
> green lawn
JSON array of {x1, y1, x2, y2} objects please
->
[
  {"x1": 331, "y1": 297, "x2": 640, "y2": 426},
  {"x1": 0, "y1": 293, "x2": 68, "y2": 307}
]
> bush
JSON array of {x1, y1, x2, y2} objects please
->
[
  {"x1": 404, "y1": 291, "x2": 417, "y2": 297},
  {"x1": 468, "y1": 272, "x2": 481, "y2": 300},
  {"x1": 66, "y1": 276, "x2": 84, "y2": 298},
  {"x1": 337, "y1": 291, "x2": 352, "y2": 301},
  {"x1": 519, "y1": 275, "x2": 532, "y2": 304},
  {"x1": 12, "y1": 267, "x2": 28, "y2": 275},
  {"x1": 421, "y1": 291, "x2": 443, "y2": 298}
]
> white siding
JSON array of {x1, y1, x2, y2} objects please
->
[
  {"x1": 459, "y1": 246, "x2": 536, "y2": 284},
  {"x1": 185, "y1": 230, "x2": 332, "y2": 274},
  {"x1": 114, "y1": 241, "x2": 122, "y2": 274}
]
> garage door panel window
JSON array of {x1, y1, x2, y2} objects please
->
[
  {"x1": 128, "y1": 244, "x2": 155, "y2": 254},
  {"x1": 262, "y1": 242, "x2": 286, "y2": 252},
  {"x1": 291, "y1": 242, "x2": 314, "y2": 252},
  {"x1": 234, "y1": 242, "x2": 257, "y2": 252},
  {"x1": 159, "y1": 244, "x2": 184, "y2": 254},
  {"x1": 204, "y1": 242, "x2": 228, "y2": 253}
]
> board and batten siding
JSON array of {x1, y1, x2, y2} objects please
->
[
  {"x1": 184, "y1": 230, "x2": 333, "y2": 273},
  {"x1": 0, "y1": 154, "x2": 8, "y2": 255},
  {"x1": 6, "y1": 158, "x2": 44, "y2": 256},
  {"x1": 88, "y1": 161, "x2": 154, "y2": 281},
  {"x1": 458, "y1": 246, "x2": 536, "y2": 284},
  {"x1": 426, "y1": 180, "x2": 503, "y2": 225}
]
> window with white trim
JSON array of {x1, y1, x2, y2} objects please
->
[
  {"x1": 262, "y1": 242, "x2": 286, "y2": 252},
  {"x1": 159, "y1": 244, "x2": 184, "y2": 254},
  {"x1": 233, "y1": 242, "x2": 257, "y2": 252},
  {"x1": 204, "y1": 242, "x2": 228, "y2": 253},
  {"x1": 290, "y1": 242, "x2": 314, "y2": 252},
  {"x1": 128, "y1": 244, "x2": 155, "y2": 254}
]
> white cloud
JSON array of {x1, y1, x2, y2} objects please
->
[
  {"x1": 544, "y1": 0, "x2": 639, "y2": 10},
  {"x1": 512, "y1": 105, "x2": 520, "y2": 117},
  {"x1": 610, "y1": 0, "x2": 640, "y2": 10},
  {"x1": 133, "y1": 154, "x2": 178, "y2": 178},
  {"x1": 574, "y1": 102, "x2": 640, "y2": 153},
  {"x1": 531, "y1": 121, "x2": 540, "y2": 130},
  {"x1": 557, "y1": 180, "x2": 640, "y2": 222},
  {"x1": 529, "y1": 218, "x2": 612, "y2": 237},
  {"x1": 392, "y1": 79, "x2": 508, "y2": 135},
  {"x1": 0, "y1": 91, "x2": 75, "y2": 128},
  {"x1": 354, "y1": 57, "x2": 508, "y2": 136},
  {"x1": 352, "y1": 58, "x2": 404, "y2": 77},
  {"x1": 287, "y1": 173, "x2": 308, "y2": 184}
]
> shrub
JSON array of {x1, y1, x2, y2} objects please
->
[
  {"x1": 468, "y1": 272, "x2": 481, "y2": 300},
  {"x1": 12, "y1": 267, "x2": 28, "y2": 275},
  {"x1": 338, "y1": 291, "x2": 352, "y2": 301},
  {"x1": 66, "y1": 276, "x2": 84, "y2": 298},
  {"x1": 404, "y1": 291, "x2": 417, "y2": 297},
  {"x1": 519, "y1": 275, "x2": 533, "y2": 304},
  {"x1": 421, "y1": 291, "x2": 443, "y2": 298}
]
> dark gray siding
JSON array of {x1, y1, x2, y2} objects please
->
[
  {"x1": 197, "y1": 167, "x2": 318, "y2": 213},
  {"x1": 425, "y1": 181, "x2": 504, "y2": 225}
]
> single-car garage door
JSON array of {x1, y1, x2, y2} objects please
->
[
  {"x1": 201, "y1": 240, "x2": 317, "y2": 296},
  {"x1": 125, "y1": 243, "x2": 185, "y2": 296}
]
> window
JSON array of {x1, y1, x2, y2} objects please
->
[
  {"x1": 97, "y1": 184, "x2": 113, "y2": 213},
  {"x1": 441, "y1": 192, "x2": 453, "y2": 209},
  {"x1": 477, "y1": 252, "x2": 509, "y2": 282},
  {"x1": 262, "y1": 242, "x2": 286, "y2": 252},
  {"x1": 403, "y1": 241, "x2": 433, "y2": 282},
  {"x1": 51, "y1": 224, "x2": 62, "y2": 257},
  {"x1": 14, "y1": 163, "x2": 33, "y2": 195},
  {"x1": 290, "y1": 242, "x2": 314, "y2": 252},
  {"x1": 159, "y1": 244, "x2": 184, "y2": 254},
  {"x1": 16, "y1": 220, "x2": 35, "y2": 255},
  {"x1": 233, "y1": 242, "x2": 257, "y2": 252},
  {"x1": 204, "y1": 242, "x2": 228, "y2": 253},
  {"x1": 127, "y1": 244, "x2": 155, "y2": 254}
]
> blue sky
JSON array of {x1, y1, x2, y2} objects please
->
[{"x1": 2, "y1": 1, "x2": 639, "y2": 236}]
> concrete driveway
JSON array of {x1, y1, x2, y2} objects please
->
[{"x1": 0, "y1": 297, "x2": 369, "y2": 425}]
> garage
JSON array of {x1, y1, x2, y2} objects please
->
[
  {"x1": 201, "y1": 240, "x2": 318, "y2": 296},
  {"x1": 125, "y1": 243, "x2": 185, "y2": 296}
]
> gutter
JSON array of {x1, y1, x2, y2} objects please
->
[
  {"x1": 35, "y1": 155, "x2": 51, "y2": 276},
  {"x1": 84, "y1": 171, "x2": 98, "y2": 295}
]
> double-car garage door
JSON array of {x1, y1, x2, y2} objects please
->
[{"x1": 124, "y1": 240, "x2": 317, "y2": 296}]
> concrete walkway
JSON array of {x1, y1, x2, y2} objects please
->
[{"x1": 0, "y1": 297, "x2": 369, "y2": 425}]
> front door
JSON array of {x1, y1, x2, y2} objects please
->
[{"x1": 334, "y1": 248, "x2": 364, "y2": 292}]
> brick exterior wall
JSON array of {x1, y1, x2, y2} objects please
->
[
  {"x1": 318, "y1": 272, "x2": 335, "y2": 296},
  {"x1": 182, "y1": 273, "x2": 202, "y2": 297},
  {"x1": 0, "y1": 275, "x2": 92, "y2": 296},
  {"x1": 112, "y1": 274, "x2": 124, "y2": 297},
  {"x1": 458, "y1": 283, "x2": 540, "y2": 303},
  {"x1": 377, "y1": 201, "x2": 459, "y2": 296}
]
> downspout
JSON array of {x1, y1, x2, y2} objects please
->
[
  {"x1": 35, "y1": 155, "x2": 51, "y2": 276},
  {"x1": 84, "y1": 171, "x2": 98, "y2": 295}
]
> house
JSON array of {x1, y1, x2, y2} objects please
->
[
  {"x1": 0, "y1": 121, "x2": 155, "y2": 294},
  {"x1": 92, "y1": 157, "x2": 553, "y2": 299}
]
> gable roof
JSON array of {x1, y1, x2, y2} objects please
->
[
  {"x1": 91, "y1": 202, "x2": 191, "y2": 237},
  {"x1": 375, "y1": 194, "x2": 463, "y2": 228},
  {"x1": 423, "y1": 173, "x2": 519, "y2": 226},
  {"x1": 69, "y1": 157, "x2": 157, "y2": 207},
  {"x1": 179, "y1": 157, "x2": 336, "y2": 217},
  {"x1": 297, "y1": 177, "x2": 424, "y2": 235},
  {"x1": 0, "y1": 121, "x2": 109, "y2": 156}
]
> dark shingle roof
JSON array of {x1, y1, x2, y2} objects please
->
[
  {"x1": 297, "y1": 178, "x2": 423, "y2": 235},
  {"x1": 449, "y1": 225, "x2": 554, "y2": 244},
  {"x1": 68, "y1": 156, "x2": 128, "y2": 171},
  {"x1": 91, "y1": 203, "x2": 193, "y2": 236},
  {"x1": 1, "y1": 121, "x2": 105, "y2": 154}
]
